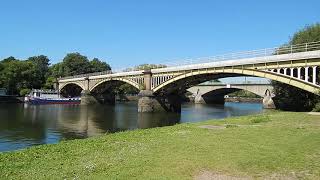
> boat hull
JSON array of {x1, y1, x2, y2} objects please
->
[{"x1": 28, "y1": 97, "x2": 81, "y2": 105}]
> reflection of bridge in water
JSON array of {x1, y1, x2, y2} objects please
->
[{"x1": 57, "y1": 41, "x2": 320, "y2": 113}]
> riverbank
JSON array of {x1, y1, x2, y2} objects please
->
[
  {"x1": 1, "y1": 111, "x2": 319, "y2": 179},
  {"x1": 225, "y1": 97, "x2": 262, "y2": 103},
  {"x1": 0, "y1": 96, "x2": 24, "y2": 103}
]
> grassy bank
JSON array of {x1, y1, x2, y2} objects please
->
[{"x1": 1, "y1": 111, "x2": 320, "y2": 179}]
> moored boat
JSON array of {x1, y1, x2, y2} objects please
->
[{"x1": 26, "y1": 89, "x2": 81, "y2": 105}]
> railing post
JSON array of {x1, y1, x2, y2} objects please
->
[
  {"x1": 305, "y1": 67, "x2": 309, "y2": 82},
  {"x1": 297, "y1": 67, "x2": 301, "y2": 79},
  {"x1": 305, "y1": 43, "x2": 308, "y2": 52},
  {"x1": 313, "y1": 66, "x2": 317, "y2": 84}
]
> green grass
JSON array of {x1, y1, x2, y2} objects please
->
[{"x1": 1, "y1": 111, "x2": 320, "y2": 179}]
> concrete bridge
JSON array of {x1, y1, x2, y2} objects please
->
[
  {"x1": 187, "y1": 82, "x2": 273, "y2": 105},
  {"x1": 57, "y1": 41, "x2": 320, "y2": 113}
]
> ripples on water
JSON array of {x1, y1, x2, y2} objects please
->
[{"x1": 0, "y1": 102, "x2": 262, "y2": 152}]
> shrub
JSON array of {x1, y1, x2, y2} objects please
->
[
  {"x1": 250, "y1": 115, "x2": 270, "y2": 123},
  {"x1": 312, "y1": 102, "x2": 320, "y2": 112},
  {"x1": 19, "y1": 88, "x2": 31, "y2": 96}
]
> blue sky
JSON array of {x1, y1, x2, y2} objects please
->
[{"x1": 0, "y1": 0, "x2": 319, "y2": 70}]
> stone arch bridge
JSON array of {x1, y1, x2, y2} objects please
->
[
  {"x1": 187, "y1": 83, "x2": 273, "y2": 104},
  {"x1": 57, "y1": 41, "x2": 320, "y2": 113}
]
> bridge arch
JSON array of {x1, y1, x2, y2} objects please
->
[
  {"x1": 153, "y1": 68, "x2": 319, "y2": 94},
  {"x1": 59, "y1": 82, "x2": 85, "y2": 98},
  {"x1": 190, "y1": 86, "x2": 272, "y2": 98},
  {"x1": 59, "y1": 82, "x2": 85, "y2": 91},
  {"x1": 89, "y1": 78, "x2": 140, "y2": 92}
]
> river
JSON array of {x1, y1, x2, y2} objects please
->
[{"x1": 0, "y1": 102, "x2": 263, "y2": 152}]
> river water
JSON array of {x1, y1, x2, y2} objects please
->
[{"x1": 0, "y1": 102, "x2": 262, "y2": 152}]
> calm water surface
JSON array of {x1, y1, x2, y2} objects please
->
[{"x1": 0, "y1": 102, "x2": 262, "y2": 152}]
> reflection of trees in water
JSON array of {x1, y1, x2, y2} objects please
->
[
  {"x1": 57, "y1": 104, "x2": 128, "y2": 140},
  {"x1": 0, "y1": 104, "x2": 46, "y2": 143},
  {"x1": 57, "y1": 102, "x2": 181, "y2": 140}
]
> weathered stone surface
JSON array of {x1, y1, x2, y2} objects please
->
[
  {"x1": 138, "y1": 90, "x2": 154, "y2": 97},
  {"x1": 80, "y1": 90, "x2": 99, "y2": 105},
  {"x1": 138, "y1": 90, "x2": 182, "y2": 113},
  {"x1": 194, "y1": 94, "x2": 225, "y2": 104},
  {"x1": 138, "y1": 96, "x2": 166, "y2": 113},
  {"x1": 263, "y1": 96, "x2": 276, "y2": 109}
]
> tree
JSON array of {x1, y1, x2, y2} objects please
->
[
  {"x1": 290, "y1": 24, "x2": 320, "y2": 44},
  {"x1": 28, "y1": 55, "x2": 50, "y2": 89},
  {"x1": 90, "y1": 58, "x2": 111, "y2": 72},
  {"x1": 0, "y1": 59, "x2": 35, "y2": 95},
  {"x1": 272, "y1": 23, "x2": 320, "y2": 111},
  {"x1": 1, "y1": 56, "x2": 17, "y2": 63},
  {"x1": 49, "y1": 62, "x2": 66, "y2": 78},
  {"x1": 62, "y1": 53, "x2": 91, "y2": 76}
]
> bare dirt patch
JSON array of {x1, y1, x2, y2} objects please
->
[
  {"x1": 194, "y1": 171, "x2": 299, "y2": 180},
  {"x1": 308, "y1": 112, "x2": 320, "y2": 116},
  {"x1": 198, "y1": 125, "x2": 225, "y2": 130}
]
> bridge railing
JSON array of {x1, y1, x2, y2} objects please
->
[
  {"x1": 58, "y1": 41, "x2": 320, "y2": 80},
  {"x1": 162, "y1": 41, "x2": 320, "y2": 67},
  {"x1": 199, "y1": 81, "x2": 271, "y2": 85},
  {"x1": 58, "y1": 70, "x2": 113, "y2": 80}
]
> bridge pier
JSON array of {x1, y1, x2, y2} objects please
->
[
  {"x1": 80, "y1": 90, "x2": 116, "y2": 105},
  {"x1": 194, "y1": 94, "x2": 225, "y2": 104},
  {"x1": 80, "y1": 90, "x2": 99, "y2": 105},
  {"x1": 138, "y1": 90, "x2": 181, "y2": 113}
]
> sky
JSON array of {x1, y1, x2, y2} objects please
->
[{"x1": 0, "y1": 0, "x2": 319, "y2": 71}]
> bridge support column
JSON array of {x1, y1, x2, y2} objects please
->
[
  {"x1": 194, "y1": 94, "x2": 225, "y2": 104},
  {"x1": 81, "y1": 90, "x2": 99, "y2": 105},
  {"x1": 138, "y1": 90, "x2": 181, "y2": 113},
  {"x1": 143, "y1": 70, "x2": 152, "y2": 91}
]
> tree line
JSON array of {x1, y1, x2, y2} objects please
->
[{"x1": 0, "y1": 53, "x2": 111, "y2": 96}]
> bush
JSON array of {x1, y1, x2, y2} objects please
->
[
  {"x1": 19, "y1": 88, "x2": 31, "y2": 96},
  {"x1": 272, "y1": 81, "x2": 320, "y2": 111},
  {"x1": 312, "y1": 102, "x2": 320, "y2": 112}
]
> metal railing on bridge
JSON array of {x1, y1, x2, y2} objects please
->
[
  {"x1": 58, "y1": 41, "x2": 320, "y2": 80},
  {"x1": 163, "y1": 41, "x2": 320, "y2": 66}
]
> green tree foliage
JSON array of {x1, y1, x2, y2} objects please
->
[
  {"x1": 124, "y1": 64, "x2": 167, "y2": 71},
  {"x1": 290, "y1": 23, "x2": 320, "y2": 44},
  {"x1": 272, "y1": 23, "x2": 320, "y2": 111},
  {"x1": 0, "y1": 58, "x2": 35, "y2": 95},
  {"x1": 49, "y1": 63, "x2": 65, "y2": 78},
  {"x1": 228, "y1": 90, "x2": 260, "y2": 98},
  {"x1": 62, "y1": 53, "x2": 91, "y2": 76},
  {"x1": 48, "y1": 53, "x2": 111, "y2": 78},
  {"x1": 28, "y1": 55, "x2": 50, "y2": 89},
  {"x1": 272, "y1": 81, "x2": 320, "y2": 111},
  {"x1": 0, "y1": 52, "x2": 111, "y2": 95},
  {"x1": 90, "y1": 58, "x2": 111, "y2": 72}
]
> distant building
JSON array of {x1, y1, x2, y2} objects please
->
[{"x1": 0, "y1": 88, "x2": 7, "y2": 96}]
